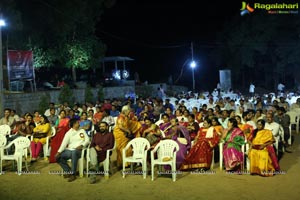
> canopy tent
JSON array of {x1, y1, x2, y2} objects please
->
[{"x1": 101, "y1": 56, "x2": 134, "y2": 73}]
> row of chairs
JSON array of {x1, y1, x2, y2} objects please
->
[
  {"x1": 0, "y1": 135, "x2": 31, "y2": 175},
  {"x1": 122, "y1": 138, "x2": 179, "y2": 182}
]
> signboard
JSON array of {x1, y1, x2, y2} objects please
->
[
  {"x1": 219, "y1": 69, "x2": 232, "y2": 91},
  {"x1": 7, "y1": 50, "x2": 34, "y2": 81}
]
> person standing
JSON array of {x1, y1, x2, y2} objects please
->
[
  {"x1": 249, "y1": 83, "x2": 255, "y2": 97},
  {"x1": 56, "y1": 118, "x2": 90, "y2": 182},
  {"x1": 113, "y1": 105, "x2": 142, "y2": 169}
]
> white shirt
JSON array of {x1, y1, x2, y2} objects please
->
[
  {"x1": 249, "y1": 84, "x2": 255, "y2": 93},
  {"x1": 265, "y1": 122, "x2": 280, "y2": 137},
  {"x1": 58, "y1": 128, "x2": 90, "y2": 152}
]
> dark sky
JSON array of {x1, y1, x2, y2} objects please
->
[{"x1": 96, "y1": 1, "x2": 241, "y2": 90}]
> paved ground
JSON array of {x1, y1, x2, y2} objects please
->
[{"x1": 1, "y1": 133, "x2": 300, "y2": 200}]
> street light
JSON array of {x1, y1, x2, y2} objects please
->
[
  {"x1": 0, "y1": 17, "x2": 6, "y2": 115},
  {"x1": 190, "y1": 60, "x2": 196, "y2": 91}
]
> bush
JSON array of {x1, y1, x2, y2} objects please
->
[
  {"x1": 58, "y1": 84, "x2": 74, "y2": 106},
  {"x1": 97, "y1": 86, "x2": 104, "y2": 101},
  {"x1": 38, "y1": 93, "x2": 50, "y2": 113},
  {"x1": 85, "y1": 85, "x2": 94, "y2": 103}
]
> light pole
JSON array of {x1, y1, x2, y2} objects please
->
[
  {"x1": 190, "y1": 60, "x2": 196, "y2": 91},
  {"x1": 190, "y1": 42, "x2": 197, "y2": 91},
  {"x1": 0, "y1": 17, "x2": 5, "y2": 115}
]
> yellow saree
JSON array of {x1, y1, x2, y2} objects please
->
[
  {"x1": 113, "y1": 113, "x2": 142, "y2": 167},
  {"x1": 248, "y1": 129, "x2": 276, "y2": 176}
]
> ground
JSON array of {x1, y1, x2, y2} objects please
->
[{"x1": 1, "y1": 134, "x2": 300, "y2": 200}]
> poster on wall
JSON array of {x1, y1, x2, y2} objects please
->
[{"x1": 7, "y1": 50, "x2": 34, "y2": 81}]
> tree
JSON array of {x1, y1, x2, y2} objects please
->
[
  {"x1": 2, "y1": 0, "x2": 114, "y2": 81},
  {"x1": 214, "y1": 12, "x2": 300, "y2": 91}
]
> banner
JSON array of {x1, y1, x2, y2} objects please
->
[
  {"x1": 219, "y1": 69, "x2": 232, "y2": 91},
  {"x1": 7, "y1": 50, "x2": 34, "y2": 81}
]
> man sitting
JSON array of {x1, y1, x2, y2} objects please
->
[
  {"x1": 89, "y1": 122, "x2": 115, "y2": 184},
  {"x1": 55, "y1": 118, "x2": 90, "y2": 182}
]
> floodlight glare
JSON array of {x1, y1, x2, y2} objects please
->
[
  {"x1": 190, "y1": 60, "x2": 196, "y2": 68},
  {"x1": 0, "y1": 19, "x2": 5, "y2": 26}
]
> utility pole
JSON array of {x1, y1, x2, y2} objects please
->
[
  {"x1": 0, "y1": 15, "x2": 5, "y2": 116},
  {"x1": 191, "y1": 42, "x2": 195, "y2": 91}
]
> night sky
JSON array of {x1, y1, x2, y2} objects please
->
[{"x1": 96, "y1": 1, "x2": 241, "y2": 90}]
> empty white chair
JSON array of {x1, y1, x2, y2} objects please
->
[
  {"x1": 0, "y1": 125, "x2": 11, "y2": 136},
  {"x1": 286, "y1": 111, "x2": 299, "y2": 134},
  {"x1": 0, "y1": 135, "x2": 7, "y2": 164},
  {"x1": 0, "y1": 136, "x2": 31, "y2": 175},
  {"x1": 122, "y1": 138, "x2": 150, "y2": 179},
  {"x1": 151, "y1": 139, "x2": 179, "y2": 182},
  {"x1": 86, "y1": 141, "x2": 116, "y2": 178}
]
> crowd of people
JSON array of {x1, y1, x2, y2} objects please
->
[{"x1": 1, "y1": 91, "x2": 300, "y2": 183}]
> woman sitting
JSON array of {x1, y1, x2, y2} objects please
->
[
  {"x1": 49, "y1": 110, "x2": 70, "y2": 163},
  {"x1": 79, "y1": 112, "x2": 93, "y2": 135},
  {"x1": 248, "y1": 119, "x2": 280, "y2": 176},
  {"x1": 164, "y1": 118, "x2": 191, "y2": 170},
  {"x1": 222, "y1": 118, "x2": 245, "y2": 172},
  {"x1": 181, "y1": 118, "x2": 220, "y2": 171},
  {"x1": 31, "y1": 115, "x2": 51, "y2": 161},
  {"x1": 186, "y1": 114, "x2": 200, "y2": 141},
  {"x1": 142, "y1": 117, "x2": 162, "y2": 147}
]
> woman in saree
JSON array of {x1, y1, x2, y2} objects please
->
[
  {"x1": 113, "y1": 105, "x2": 142, "y2": 169},
  {"x1": 164, "y1": 118, "x2": 191, "y2": 169},
  {"x1": 158, "y1": 114, "x2": 172, "y2": 135},
  {"x1": 222, "y1": 117, "x2": 245, "y2": 172},
  {"x1": 248, "y1": 119, "x2": 280, "y2": 176},
  {"x1": 49, "y1": 110, "x2": 70, "y2": 163},
  {"x1": 181, "y1": 118, "x2": 220, "y2": 171},
  {"x1": 31, "y1": 115, "x2": 51, "y2": 161}
]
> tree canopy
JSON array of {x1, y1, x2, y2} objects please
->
[
  {"x1": 0, "y1": 0, "x2": 115, "y2": 81},
  {"x1": 214, "y1": 11, "x2": 300, "y2": 91}
]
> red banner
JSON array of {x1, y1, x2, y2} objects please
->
[{"x1": 7, "y1": 50, "x2": 34, "y2": 80}]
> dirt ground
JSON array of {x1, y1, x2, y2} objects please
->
[{"x1": 1, "y1": 133, "x2": 300, "y2": 200}]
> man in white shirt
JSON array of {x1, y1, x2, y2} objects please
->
[
  {"x1": 264, "y1": 112, "x2": 281, "y2": 153},
  {"x1": 265, "y1": 112, "x2": 280, "y2": 137},
  {"x1": 56, "y1": 118, "x2": 90, "y2": 182},
  {"x1": 249, "y1": 83, "x2": 255, "y2": 97}
]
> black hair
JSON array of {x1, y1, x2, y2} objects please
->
[
  {"x1": 69, "y1": 118, "x2": 78, "y2": 128},
  {"x1": 228, "y1": 117, "x2": 238, "y2": 128},
  {"x1": 40, "y1": 114, "x2": 50, "y2": 123}
]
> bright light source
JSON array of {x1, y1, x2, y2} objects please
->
[
  {"x1": 0, "y1": 19, "x2": 5, "y2": 26},
  {"x1": 190, "y1": 60, "x2": 196, "y2": 68},
  {"x1": 112, "y1": 70, "x2": 121, "y2": 80}
]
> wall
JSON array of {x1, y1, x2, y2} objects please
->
[{"x1": 2, "y1": 84, "x2": 187, "y2": 117}]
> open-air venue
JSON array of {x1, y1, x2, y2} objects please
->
[{"x1": 0, "y1": 1, "x2": 300, "y2": 200}]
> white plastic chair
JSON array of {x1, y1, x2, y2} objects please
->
[
  {"x1": 219, "y1": 141, "x2": 246, "y2": 171},
  {"x1": 286, "y1": 111, "x2": 299, "y2": 134},
  {"x1": 0, "y1": 135, "x2": 7, "y2": 165},
  {"x1": 122, "y1": 137, "x2": 150, "y2": 179},
  {"x1": 151, "y1": 139, "x2": 179, "y2": 182},
  {"x1": 86, "y1": 141, "x2": 116, "y2": 178},
  {"x1": 0, "y1": 125, "x2": 11, "y2": 136},
  {"x1": 65, "y1": 146, "x2": 87, "y2": 178},
  {"x1": 0, "y1": 136, "x2": 31, "y2": 175}
]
